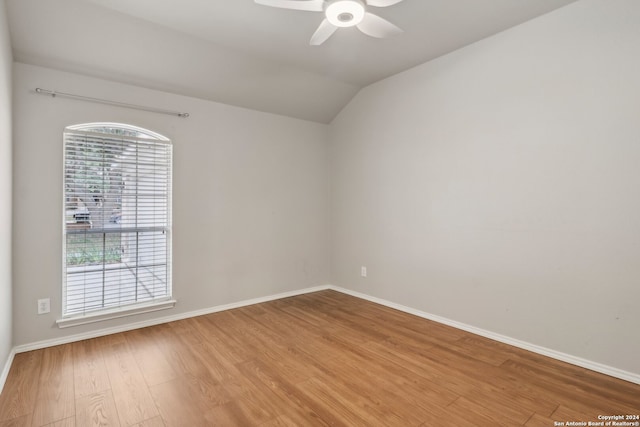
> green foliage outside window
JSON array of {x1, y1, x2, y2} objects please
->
[{"x1": 66, "y1": 233, "x2": 123, "y2": 266}]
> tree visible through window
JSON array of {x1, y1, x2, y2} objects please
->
[{"x1": 63, "y1": 123, "x2": 172, "y2": 317}]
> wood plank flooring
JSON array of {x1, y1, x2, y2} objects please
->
[{"x1": 1, "y1": 290, "x2": 638, "y2": 426}]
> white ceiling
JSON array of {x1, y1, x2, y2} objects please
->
[{"x1": 6, "y1": 0, "x2": 577, "y2": 123}]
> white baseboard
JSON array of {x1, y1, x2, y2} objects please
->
[
  {"x1": 329, "y1": 285, "x2": 640, "y2": 386},
  {"x1": 4, "y1": 283, "x2": 639, "y2": 390},
  {"x1": 0, "y1": 348, "x2": 16, "y2": 394}
]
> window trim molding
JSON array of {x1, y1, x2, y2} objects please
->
[{"x1": 56, "y1": 299, "x2": 177, "y2": 329}]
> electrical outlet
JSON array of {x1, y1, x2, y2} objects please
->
[
  {"x1": 37, "y1": 298, "x2": 50, "y2": 315},
  {"x1": 361, "y1": 266, "x2": 367, "y2": 277}
]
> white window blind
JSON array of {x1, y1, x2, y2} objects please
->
[{"x1": 63, "y1": 124, "x2": 172, "y2": 317}]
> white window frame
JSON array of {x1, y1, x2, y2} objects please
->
[{"x1": 58, "y1": 123, "x2": 175, "y2": 327}]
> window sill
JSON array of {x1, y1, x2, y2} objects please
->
[{"x1": 56, "y1": 299, "x2": 177, "y2": 329}]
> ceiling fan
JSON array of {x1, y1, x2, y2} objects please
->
[{"x1": 255, "y1": 0, "x2": 405, "y2": 45}]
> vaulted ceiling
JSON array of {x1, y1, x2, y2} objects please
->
[{"x1": 6, "y1": 0, "x2": 577, "y2": 123}]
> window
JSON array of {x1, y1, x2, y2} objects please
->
[{"x1": 62, "y1": 123, "x2": 172, "y2": 321}]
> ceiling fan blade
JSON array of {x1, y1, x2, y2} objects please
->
[
  {"x1": 310, "y1": 19, "x2": 338, "y2": 45},
  {"x1": 357, "y1": 12, "x2": 402, "y2": 38},
  {"x1": 366, "y1": 0, "x2": 404, "y2": 7},
  {"x1": 254, "y1": 0, "x2": 324, "y2": 12}
]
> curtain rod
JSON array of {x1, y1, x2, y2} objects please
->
[{"x1": 35, "y1": 88, "x2": 190, "y2": 118}]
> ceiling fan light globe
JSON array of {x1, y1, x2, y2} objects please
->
[{"x1": 326, "y1": 0, "x2": 365, "y2": 28}]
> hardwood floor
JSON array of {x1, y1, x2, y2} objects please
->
[{"x1": 1, "y1": 290, "x2": 638, "y2": 426}]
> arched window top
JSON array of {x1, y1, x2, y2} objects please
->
[{"x1": 66, "y1": 122, "x2": 170, "y2": 142}]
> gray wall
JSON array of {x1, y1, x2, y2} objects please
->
[
  {"x1": 0, "y1": 0, "x2": 13, "y2": 375},
  {"x1": 12, "y1": 63, "x2": 329, "y2": 345},
  {"x1": 329, "y1": 0, "x2": 640, "y2": 375}
]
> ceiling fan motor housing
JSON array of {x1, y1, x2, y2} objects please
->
[{"x1": 325, "y1": 0, "x2": 366, "y2": 27}]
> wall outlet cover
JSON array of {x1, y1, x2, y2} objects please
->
[{"x1": 37, "y1": 298, "x2": 50, "y2": 315}]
